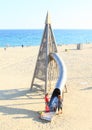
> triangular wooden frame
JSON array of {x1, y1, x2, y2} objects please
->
[{"x1": 30, "y1": 12, "x2": 58, "y2": 94}]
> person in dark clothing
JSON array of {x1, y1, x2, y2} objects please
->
[{"x1": 57, "y1": 95, "x2": 63, "y2": 114}]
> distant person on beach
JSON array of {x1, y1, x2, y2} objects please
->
[
  {"x1": 21, "y1": 44, "x2": 24, "y2": 48},
  {"x1": 57, "y1": 95, "x2": 63, "y2": 114}
]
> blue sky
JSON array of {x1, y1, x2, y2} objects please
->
[{"x1": 0, "y1": 0, "x2": 92, "y2": 29}]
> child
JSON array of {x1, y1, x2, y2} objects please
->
[
  {"x1": 45, "y1": 93, "x2": 50, "y2": 112},
  {"x1": 45, "y1": 93, "x2": 49, "y2": 105},
  {"x1": 57, "y1": 95, "x2": 63, "y2": 114}
]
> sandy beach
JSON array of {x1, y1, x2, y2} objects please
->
[{"x1": 0, "y1": 44, "x2": 92, "y2": 130}]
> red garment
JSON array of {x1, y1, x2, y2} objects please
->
[
  {"x1": 45, "y1": 104, "x2": 50, "y2": 112},
  {"x1": 45, "y1": 95, "x2": 49, "y2": 103},
  {"x1": 45, "y1": 95, "x2": 50, "y2": 112}
]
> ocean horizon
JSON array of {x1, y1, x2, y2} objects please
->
[{"x1": 0, "y1": 29, "x2": 92, "y2": 47}]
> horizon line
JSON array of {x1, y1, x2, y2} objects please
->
[{"x1": 0, "y1": 28, "x2": 92, "y2": 30}]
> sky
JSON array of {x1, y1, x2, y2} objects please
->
[{"x1": 0, "y1": 0, "x2": 92, "y2": 29}]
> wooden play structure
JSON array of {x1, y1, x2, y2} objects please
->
[
  {"x1": 30, "y1": 12, "x2": 67, "y2": 121},
  {"x1": 30, "y1": 12, "x2": 59, "y2": 94}
]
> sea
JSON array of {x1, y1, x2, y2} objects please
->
[{"x1": 0, "y1": 29, "x2": 92, "y2": 47}]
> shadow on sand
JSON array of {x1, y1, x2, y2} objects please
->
[
  {"x1": 0, "y1": 106, "x2": 47, "y2": 123},
  {"x1": 0, "y1": 86, "x2": 44, "y2": 100},
  {"x1": 0, "y1": 87, "x2": 48, "y2": 123},
  {"x1": 80, "y1": 86, "x2": 92, "y2": 91}
]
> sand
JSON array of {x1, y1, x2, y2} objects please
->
[{"x1": 0, "y1": 44, "x2": 92, "y2": 130}]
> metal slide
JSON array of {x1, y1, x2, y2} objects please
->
[
  {"x1": 49, "y1": 53, "x2": 67, "y2": 111},
  {"x1": 40, "y1": 53, "x2": 67, "y2": 121}
]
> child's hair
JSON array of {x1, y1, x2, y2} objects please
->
[{"x1": 45, "y1": 93, "x2": 48, "y2": 96}]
